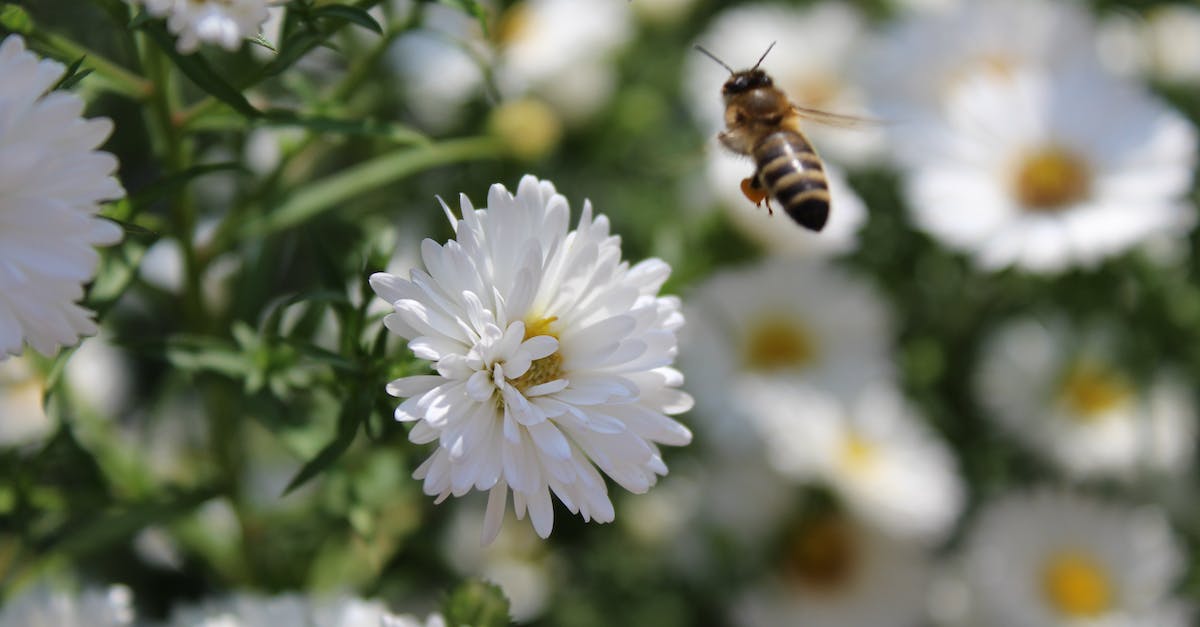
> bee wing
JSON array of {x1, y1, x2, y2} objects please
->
[{"x1": 790, "y1": 104, "x2": 887, "y2": 129}]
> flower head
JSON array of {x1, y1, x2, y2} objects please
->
[
  {"x1": 0, "y1": 35, "x2": 123, "y2": 358},
  {"x1": 168, "y1": 594, "x2": 443, "y2": 627},
  {"x1": 966, "y1": 490, "x2": 1187, "y2": 626},
  {"x1": 0, "y1": 585, "x2": 134, "y2": 627},
  {"x1": 371, "y1": 175, "x2": 693, "y2": 543},
  {"x1": 132, "y1": 0, "x2": 270, "y2": 53}
]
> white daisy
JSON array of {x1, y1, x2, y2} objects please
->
[
  {"x1": 686, "y1": 2, "x2": 886, "y2": 167},
  {"x1": 133, "y1": 0, "x2": 271, "y2": 53},
  {"x1": 370, "y1": 175, "x2": 693, "y2": 543},
  {"x1": 966, "y1": 490, "x2": 1187, "y2": 626},
  {"x1": 976, "y1": 316, "x2": 1196, "y2": 480},
  {"x1": 168, "y1": 594, "x2": 442, "y2": 627},
  {"x1": 0, "y1": 585, "x2": 135, "y2": 627},
  {"x1": 0, "y1": 35, "x2": 124, "y2": 358},
  {"x1": 902, "y1": 67, "x2": 1196, "y2": 273},
  {"x1": 735, "y1": 512, "x2": 933, "y2": 627},
  {"x1": 387, "y1": 3, "x2": 487, "y2": 132},
  {"x1": 442, "y1": 506, "x2": 555, "y2": 622},
  {"x1": 862, "y1": 0, "x2": 1103, "y2": 121},
  {"x1": 0, "y1": 357, "x2": 52, "y2": 446},
  {"x1": 1098, "y1": 4, "x2": 1200, "y2": 85},
  {"x1": 493, "y1": 0, "x2": 633, "y2": 123},
  {"x1": 680, "y1": 256, "x2": 892, "y2": 454},
  {"x1": 704, "y1": 150, "x2": 867, "y2": 256},
  {"x1": 743, "y1": 379, "x2": 964, "y2": 542}
]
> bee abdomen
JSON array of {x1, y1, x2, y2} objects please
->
[{"x1": 753, "y1": 131, "x2": 830, "y2": 231}]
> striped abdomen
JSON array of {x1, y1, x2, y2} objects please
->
[{"x1": 753, "y1": 130, "x2": 830, "y2": 231}]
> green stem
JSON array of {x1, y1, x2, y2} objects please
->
[
  {"x1": 31, "y1": 30, "x2": 152, "y2": 100},
  {"x1": 244, "y1": 136, "x2": 504, "y2": 240}
]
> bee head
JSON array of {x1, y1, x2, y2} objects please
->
[{"x1": 722, "y1": 69, "x2": 773, "y2": 96}]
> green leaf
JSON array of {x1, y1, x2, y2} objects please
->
[
  {"x1": 443, "y1": 580, "x2": 512, "y2": 627},
  {"x1": 261, "y1": 110, "x2": 429, "y2": 145},
  {"x1": 53, "y1": 56, "x2": 92, "y2": 91},
  {"x1": 130, "y1": 162, "x2": 245, "y2": 211},
  {"x1": 140, "y1": 22, "x2": 261, "y2": 118},
  {"x1": 0, "y1": 4, "x2": 33, "y2": 34},
  {"x1": 282, "y1": 392, "x2": 370, "y2": 495},
  {"x1": 310, "y1": 4, "x2": 383, "y2": 35},
  {"x1": 440, "y1": 0, "x2": 489, "y2": 37}
]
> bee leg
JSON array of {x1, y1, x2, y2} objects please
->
[{"x1": 740, "y1": 177, "x2": 773, "y2": 215}]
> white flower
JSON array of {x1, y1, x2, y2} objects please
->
[
  {"x1": 1097, "y1": 5, "x2": 1200, "y2": 84},
  {"x1": 133, "y1": 0, "x2": 270, "y2": 53},
  {"x1": 686, "y1": 2, "x2": 886, "y2": 167},
  {"x1": 168, "y1": 594, "x2": 440, "y2": 627},
  {"x1": 387, "y1": 4, "x2": 487, "y2": 132},
  {"x1": 494, "y1": 0, "x2": 633, "y2": 123},
  {"x1": 735, "y1": 512, "x2": 933, "y2": 627},
  {"x1": 966, "y1": 490, "x2": 1187, "y2": 626},
  {"x1": 0, "y1": 357, "x2": 52, "y2": 446},
  {"x1": 0, "y1": 585, "x2": 135, "y2": 627},
  {"x1": 862, "y1": 0, "x2": 1103, "y2": 121},
  {"x1": 901, "y1": 68, "x2": 1196, "y2": 273},
  {"x1": 442, "y1": 506, "x2": 555, "y2": 622},
  {"x1": 744, "y1": 379, "x2": 963, "y2": 542},
  {"x1": 680, "y1": 257, "x2": 892, "y2": 454},
  {"x1": 976, "y1": 316, "x2": 1196, "y2": 480},
  {"x1": 0, "y1": 35, "x2": 123, "y2": 358},
  {"x1": 370, "y1": 175, "x2": 693, "y2": 543},
  {"x1": 705, "y1": 150, "x2": 867, "y2": 256}
]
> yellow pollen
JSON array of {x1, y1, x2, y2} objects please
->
[
  {"x1": 1042, "y1": 551, "x2": 1114, "y2": 618},
  {"x1": 785, "y1": 514, "x2": 859, "y2": 594},
  {"x1": 1059, "y1": 362, "x2": 1131, "y2": 420},
  {"x1": 1013, "y1": 146, "x2": 1092, "y2": 211},
  {"x1": 496, "y1": 3, "x2": 532, "y2": 46},
  {"x1": 510, "y1": 315, "x2": 564, "y2": 393},
  {"x1": 743, "y1": 317, "x2": 817, "y2": 371},
  {"x1": 839, "y1": 432, "x2": 876, "y2": 473}
]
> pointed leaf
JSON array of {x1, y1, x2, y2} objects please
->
[
  {"x1": 310, "y1": 4, "x2": 383, "y2": 35},
  {"x1": 140, "y1": 22, "x2": 260, "y2": 117}
]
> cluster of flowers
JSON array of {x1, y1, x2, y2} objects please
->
[{"x1": 0, "y1": 586, "x2": 444, "y2": 627}]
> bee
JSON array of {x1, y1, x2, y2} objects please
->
[{"x1": 697, "y1": 42, "x2": 868, "y2": 232}]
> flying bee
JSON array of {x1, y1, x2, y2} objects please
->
[{"x1": 697, "y1": 42, "x2": 871, "y2": 232}]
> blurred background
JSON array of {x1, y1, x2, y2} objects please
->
[{"x1": 3, "y1": 0, "x2": 1200, "y2": 624}]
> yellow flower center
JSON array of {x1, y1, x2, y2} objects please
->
[
  {"x1": 1013, "y1": 146, "x2": 1092, "y2": 211},
  {"x1": 787, "y1": 74, "x2": 841, "y2": 110},
  {"x1": 1059, "y1": 362, "x2": 1132, "y2": 420},
  {"x1": 743, "y1": 317, "x2": 817, "y2": 371},
  {"x1": 839, "y1": 432, "x2": 876, "y2": 473},
  {"x1": 1041, "y1": 551, "x2": 1114, "y2": 618},
  {"x1": 496, "y1": 2, "x2": 532, "y2": 47},
  {"x1": 785, "y1": 514, "x2": 859, "y2": 594},
  {"x1": 510, "y1": 316, "x2": 564, "y2": 392},
  {"x1": 489, "y1": 98, "x2": 563, "y2": 161}
]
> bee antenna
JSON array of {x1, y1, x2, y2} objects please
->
[
  {"x1": 752, "y1": 42, "x2": 776, "y2": 71},
  {"x1": 693, "y1": 45, "x2": 735, "y2": 74}
]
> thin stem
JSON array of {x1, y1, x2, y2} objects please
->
[{"x1": 31, "y1": 30, "x2": 153, "y2": 100}]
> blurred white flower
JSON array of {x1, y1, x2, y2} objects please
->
[
  {"x1": 681, "y1": 257, "x2": 892, "y2": 454},
  {"x1": 686, "y1": 2, "x2": 886, "y2": 167},
  {"x1": 0, "y1": 35, "x2": 123, "y2": 358},
  {"x1": 370, "y1": 175, "x2": 693, "y2": 543},
  {"x1": 133, "y1": 0, "x2": 270, "y2": 53},
  {"x1": 442, "y1": 506, "x2": 555, "y2": 622},
  {"x1": 494, "y1": 0, "x2": 633, "y2": 123},
  {"x1": 966, "y1": 490, "x2": 1188, "y2": 626},
  {"x1": 0, "y1": 585, "x2": 135, "y2": 627},
  {"x1": 705, "y1": 150, "x2": 867, "y2": 256},
  {"x1": 976, "y1": 316, "x2": 1196, "y2": 480},
  {"x1": 387, "y1": 4, "x2": 487, "y2": 132},
  {"x1": 735, "y1": 512, "x2": 932, "y2": 627},
  {"x1": 169, "y1": 594, "x2": 439, "y2": 627},
  {"x1": 743, "y1": 379, "x2": 963, "y2": 542},
  {"x1": 65, "y1": 332, "x2": 133, "y2": 418},
  {"x1": 1098, "y1": 5, "x2": 1200, "y2": 84},
  {"x1": 902, "y1": 68, "x2": 1196, "y2": 273},
  {"x1": 0, "y1": 357, "x2": 52, "y2": 446},
  {"x1": 862, "y1": 0, "x2": 1102, "y2": 121}
]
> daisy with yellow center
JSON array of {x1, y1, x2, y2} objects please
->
[
  {"x1": 967, "y1": 490, "x2": 1186, "y2": 626},
  {"x1": 901, "y1": 65, "x2": 1196, "y2": 274},
  {"x1": 372, "y1": 176, "x2": 693, "y2": 543},
  {"x1": 977, "y1": 316, "x2": 1196, "y2": 480},
  {"x1": 737, "y1": 511, "x2": 933, "y2": 627}
]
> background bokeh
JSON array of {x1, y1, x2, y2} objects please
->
[{"x1": 3, "y1": 0, "x2": 1200, "y2": 625}]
